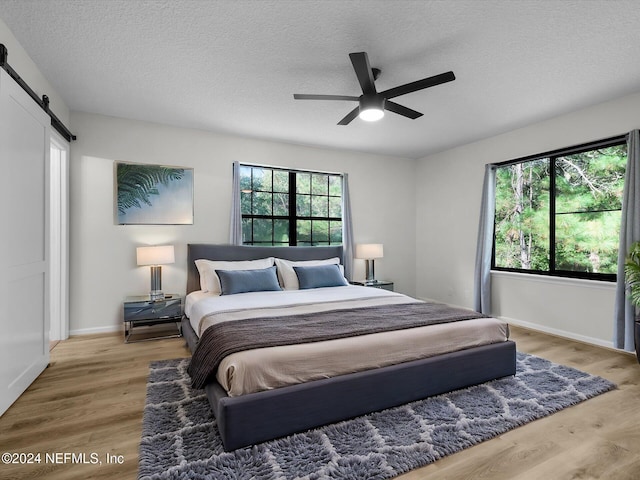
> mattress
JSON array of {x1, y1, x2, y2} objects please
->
[{"x1": 185, "y1": 285, "x2": 510, "y2": 396}]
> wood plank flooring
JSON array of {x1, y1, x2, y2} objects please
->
[{"x1": 0, "y1": 326, "x2": 638, "y2": 480}]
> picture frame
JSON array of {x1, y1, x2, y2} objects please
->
[{"x1": 115, "y1": 161, "x2": 194, "y2": 225}]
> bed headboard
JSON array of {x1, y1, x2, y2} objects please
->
[{"x1": 186, "y1": 244, "x2": 344, "y2": 294}]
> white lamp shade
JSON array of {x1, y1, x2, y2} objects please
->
[
  {"x1": 136, "y1": 245, "x2": 175, "y2": 266},
  {"x1": 355, "y1": 243, "x2": 383, "y2": 259}
]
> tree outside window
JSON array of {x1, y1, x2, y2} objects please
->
[
  {"x1": 240, "y1": 165, "x2": 342, "y2": 246},
  {"x1": 493, "y1": 139, "x2": 626, "y2": 281}
]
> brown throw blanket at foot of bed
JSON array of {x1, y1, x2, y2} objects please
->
[{"x1": 188, "y1": 301, "x2": 486, "y2": 389}]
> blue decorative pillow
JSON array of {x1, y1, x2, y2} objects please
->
[
  {"x1": 216, "y1": 266, "x2": 282, "y2": 295},
  {"x1": 293, "y1": 264, "x2": 349, "y2": 289}
]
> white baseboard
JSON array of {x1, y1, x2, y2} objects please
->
[
  {"x1": 69, "y1": 303, "x2": 623, "y2": 354},
  {"x1": 499, "y1": 315, "x2": 615, "y2": 350},
  {"x1": 414, "y1": 296, "x2": 618, "y2": 351},
  {"x1": 69, "y1": 325, "x2": 121, "y2": 336}
]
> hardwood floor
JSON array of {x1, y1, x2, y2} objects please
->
[{"x1": 1, "y1": 327, "x2": 639, "y2": 480}]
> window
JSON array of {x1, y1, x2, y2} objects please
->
[
  {"x1": 493, "y1": 137, "x2": 627, "y2": 281},
  {"x1": 240, "y1": 165, "x2": 343, "y2": 246}
]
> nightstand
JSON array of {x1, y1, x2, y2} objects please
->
[
  {"x1": 123, "y1": 294, "x2": 183, "y2": 343},
  {"x1": 350, "y1": 280, "x2": 394, "y2": 291}
]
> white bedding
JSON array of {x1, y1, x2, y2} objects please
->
[
  {"x1": 185, "y1": 286, "x2": 510, "y2": 396},
  {"x1": 185, "y1": 285, "x2": 414, "y2": 335}
]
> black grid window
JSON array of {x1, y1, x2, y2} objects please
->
[
  {"x1": 240, "y1": 165, "x2": 343, "y2": 246},
  {"x1": 492, "y1": 136, "x2": 627, "y2": 281}
]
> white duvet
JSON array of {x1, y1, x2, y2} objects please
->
[
  {"x1": 185, "y1": 285, "x2": 414, "y2": 335},
  {"x1": 185, "y1": 285, "x2": 510, "y2": 397}
]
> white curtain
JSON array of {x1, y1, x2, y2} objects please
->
[
  {"x1": 613, "y1": 130, "x2": 640, "y2": 351},
  {"x1": 229, "y1": 161, "x2": 242, "y2": 245},
  {"x1": 473, "y1": 164, "x2": 497, "y2": 314},
  {"x1": 341, "y1": 173, "x2": 354, "y2": 280}
]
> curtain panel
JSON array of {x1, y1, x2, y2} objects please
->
[
  {"x1": 473, "y1": 164, "x2": 497, "y2": 314},
  {"x1": 614, "y1": 129, "x2": 640, "y2": 351},
  {"x1": 341, "y1": 173, "x2": 354, "y2": 281},
  {"x1": 229, "y1": 161, "x2": 242, "y2": 245}
]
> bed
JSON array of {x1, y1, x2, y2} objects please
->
[{"x1": 182, "y1": 243, "x2": 516, "y2": 451}]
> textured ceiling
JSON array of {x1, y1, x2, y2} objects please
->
[{"x1": 1, "y1": 0, "x2": 640, "y2": 159}]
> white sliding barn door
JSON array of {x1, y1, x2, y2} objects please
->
[
  {"x1": 0, "y1": 69, "x2": 50, "y2": 415},
  {"x1": 49, "y1": 133, "x2": 69, "y2": 342}
]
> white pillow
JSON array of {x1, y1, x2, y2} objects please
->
[
  {"x1": 195, "y1": 257, "x2": 275, "y2": 294},
  {"x1": 274, "y1": 257, "x2": 345, "y2": 290}
]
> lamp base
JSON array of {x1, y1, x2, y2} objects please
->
[
  {"x1": 365, "y1": 259, "x2": 376, "y2": 283},
  {"x1": 149, "y1": 290, "x2": 165, "y2": 301},
  {"x1": 149, "y1": 265, "x2": 164, "y2": 300}
]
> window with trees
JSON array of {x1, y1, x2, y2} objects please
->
[
  {"x1": 240, "y1": 164, "x2": 343, "y2": 246},
  {"x1": 493, "y1": 137, "x2": 627, "y2": 281}
]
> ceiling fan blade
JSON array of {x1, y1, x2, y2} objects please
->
[
  {"x1": 349, "y1": 52, "x2": 377, "y2": 95},
  {"x1": 294, "y1": 94, "x2": 359, "y2": 101},
  {"x1": 381, "y1": 71, "x2": 455, "y2": 99},
  {"x1": 384, "y1": 101, "x2": 423, "y2": 119},
  {"x1": 337, "y1": 107, "x2": 360, "y2": 125}
]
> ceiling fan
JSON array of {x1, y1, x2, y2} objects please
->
[{"x1": 293, "y1": 51, "x2": 455, "y2": 125}]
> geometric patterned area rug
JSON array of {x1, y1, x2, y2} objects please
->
[{"x1": 138, "y1": 352, "x2": 615, "y2": 480}]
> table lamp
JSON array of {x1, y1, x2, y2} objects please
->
[
  {"x1": 136, "y1": 245, "x2": 175, "y2": 300},
  {"x1": 355, "y1": 243, "x2": 383, "y2": 284}
]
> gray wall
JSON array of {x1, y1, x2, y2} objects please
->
[
  {"x1": 415, "y1": 91, "x2": 640, "y2": 348},
  {"x1": 0, "y1": 16, "x2": 69, "y2": 123},
  {"x1": 68, "y1": 112, "x2": 417, "y2": 333}
]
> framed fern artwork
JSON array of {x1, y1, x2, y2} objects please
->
[{"x1": 115, "y1": 162, "x2": 194, "y2": 225}]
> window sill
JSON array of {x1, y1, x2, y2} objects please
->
[{"x1": 490, "y1": 270, "x2": 617, "y2": 290}]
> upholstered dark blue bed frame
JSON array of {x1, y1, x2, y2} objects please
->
[{"x1": 182, "y1": 243, "x2": 517, "y2": 451}]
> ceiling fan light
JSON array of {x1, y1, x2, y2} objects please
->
[
  {"x1": 359, "y1": 108, "x2": 385, "y2": 122},
  {"x1": 359, "y1": 95, "x2": 385, "y2": 122}
]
